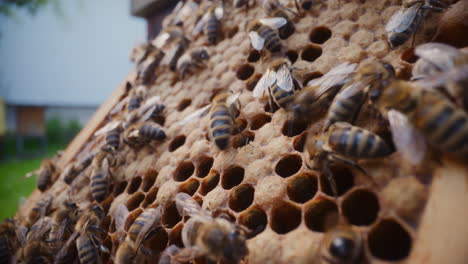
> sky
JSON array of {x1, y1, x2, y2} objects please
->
[{"x1": 0, "y1": 0, "x2": 146, "y2": 106}]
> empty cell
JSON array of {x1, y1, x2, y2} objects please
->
[
  {"x1": 126, "y1": 192, "x2": 145, "y2": 211},
  {"x1": 309, "y1": 26, "x2": 332, "y2": 44},
  {"x1": 270, "y1": 201, "x2": 301, "y2": 234},
  {"x1": 305, "y1": 198, "x2": 338, "y2": 232},
  {"x1": 127, "y1": 177, "x2": 142, "y2": 194},
  {"x1": 196, "y1": 156, "x2": 214, "y2": 178},
  {"x1": 141, "y1": 169, "x2": 158, "y2": 192},
  {"x1": 275, "y1": 154, "x2": 302, "y2": 178},
  {"x1": 287, "y1": 173, "x2": 318, "y2": 203},
  {"x1": 239, "y1": 206, "x2": 267, "y2": 239},
  {"x1": 174, "y1": 161, "x2": 195, "y2": 182},
  {"x1": 342, "y1": 189, "x2": 379, "y2": 226},
  {"x1": 236, "y1": 64, "x2": 255, "y2": 80},
  {"x1": 229, "y1": 184, "x2": 255, "y2": 212},
  {"x1": 222, "y1": 165, "x2": 245, "y2": 189},
  {"x1": 368, "y1": 219, "x2": 412, "y2": 261}
]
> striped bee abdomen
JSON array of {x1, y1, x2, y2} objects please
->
[
  {"x1": 77, "y1": 234, "x2": 100, "y2": 264},
  {"x1": 37, "y1": 170, "x2": 52, "y2": 191},
  {"x1": 258, "y1": 26, "x2": 281, "y2": 53},
  {"x1": 128, "y1": 95, "x2": 141, "y2": 111},
  {"x1": 206, "y1": 15, "x2": 220, "y2": 45},
  {"x1": 271, "y1": 83, "x2": 296, "y2": 108},
  {"x1": 325, "y1": 89, "x2": 366, "y2": 130},
  {"x1": 0, "y1": 236, "x2": 11, "y2": 264},
  {"x1": 105, "y1": 128, "x2": 121, "y2": 151},
  {"x1": 210, "y1": 105, "x2": 233, "y2": 150},
  {"x1": 139, "y1": 123, "x2": 166, "y2": 141},
  {"x1": 90, "y1": 171, "x2": 108, "y2": 202}
]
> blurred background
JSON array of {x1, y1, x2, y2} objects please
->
[{"x1": 0, "y1": 0, "x2": 147, "y2": 220}]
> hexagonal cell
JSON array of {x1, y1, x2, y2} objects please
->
[
  {"x1": 275, "y1": 154, "x2": 302, "y2": 178},
  {"x1": 285, "y1": 50, "x2": 298, "y2": 64},
  {"x1": 246, "y1": 73, "x2": 262, "y2": 92},
  {"x1": 221, "y1": 165, "x2": 245, "y2": 190},
  {"x1": 342, "y1": 189, "x2": 379, "y2": 226},
  {"x1": 141, "y1": 186, "x2": 158, "y2": 208},
  {"x1": 124, "y1": 208, "x2": 143, "y2": 232},
  {"x1": 293, "y1": 132, "x2": 307, "y2": 152},
  {"x1": 305, "y1": 198, "x2": 339, "y2": 232},
  {"x1": 127, "y1": 177, "x2": 142, "y2": 194},
  {"x1": 161, "y1": 201, "x2": 182, "y2": 228},
  {"x1": 169, "y1": 135, "x2": 186, "y2": 152},
  {"x1": 368, "y1": 219, "x2": 412, "y2": 261},
  {"x1": 174, "y1": 161, "x2": 195, "y2": 182},
  {"x1": 278, "y1": 21, "x2": 295, "y2": 39},
  {"x1": 302, "y1": 71, "x2": 323, "y2": 86},
  {"x1": 196, "y1": 156, "x2": 214, "y2": 178},
  {"x1": 226, "y1": 25, "x2": 239, "y2": 38},
  {"x1": 320, "y1": 165, "x2": 354, "y2": 197},
  {"x1": 177, "y1": 98, "x2": 192, "y2": 112},
  {"x1": 250, "y1": 113, "x2": 272, "y2": 130},
  {"x1": 239, "y1": 206, "x2": 267, "y2": 239},
  {"x1": 141, "y1": 227, "x2": 169, "y2": 254},
  {"x1": 247, "y1": 50, "x2": 261, "y2": 63},
  {"x1": 270, "y1": 201, "x2": 302, "y2": 234},
  {"x1": 287, "y1": 172, "x2": 318, "y2": 203},
  {"x1": 113, "y1": 181, "x2": 128, "y2": 196},
  {"x1": 281, "y1": 118, "x2": 308, "y2": 137},
  {"x1": 200, "y1": 171, "x2": 220, "y2": 195},
  {"x1": 235, "y1": 118, "x2": 248, "y2": 133},
  {"x1": 141, "y1": 169, "x2": 158, "y2": 192},
  {"x1": 101, "y1": 215, "x2": 112, "y2": 233},
  {"x1": 236, "y1": 64, "x2": 255, "y2": 80},
  {"x1": 126, "y1": 191, "x2": 145, "y2": 211},
  {"x1": 401, "y1": 47, "x2": 418, "y2": 64},
  {"x1": 229, "y1": 184, "x2": 255, "y2": 212},
  {"x1": 301, "y1": 44, "x2": 322, "y2": 62},
  {"x1": 179, "y1": 178, "x2": 200, "y2": 196},
  {"x1": 232, "y1": 131, "x2": 255, "y2": 149},
  {"x1": 169, "y1": 222, "x2": 185, "y2": 248},
  {"x1": 309, "y1": 26, "x2": 332, "y2": 44}
]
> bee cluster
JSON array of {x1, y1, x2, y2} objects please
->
[{"x1": 3, "y1": 0, "x2": 468, "y2": 263}]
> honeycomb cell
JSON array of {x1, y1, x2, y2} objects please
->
[
  {"x1": 229, "y1": 184, "x2": 255, "y2": 212},
  {"x1": 174, "y1": 161, "x2": 195, "y2": 182},
  {"x1": 142, "y1": 227, "x2": 169, "y2": 254},
  {"x1": 246, "y1": 73, "x2": 262, "y2": 92},
  {"x1": 401, "y1": 47, "x2": 418, "y2": 64},
  {"x1": 101, "y1": 215, "x2": 112, "y2": 233},
  {"x1": 309, "y1": 26, "x2": 332, "y2": 44},
  {"x1": 275, "y1": 154, "x2": 302, "y2": 178},
  {"x1": 141, "y1": 186, "x2": 158, "y2": 208},
  {"x1": 285, "y1": 50, "x2": 299, "y2": 64},
  {"x1": 113, "y1": 181, "x2": 128, "y2": 196},
  {"x1": 141, "y1": 169, "x2": 157, "y2": 192},
  {"x1": 301, "y1": 44, "x2": 322, "y2": 62},
  {"x1": 169, "y1": 222, "x2": 185, "y2": 248},
  {"x1": 226, "y1": 25, "x2": 239, "y2": 38},
  {"x1": 232, "y1": 131, "x2": 255, "y2": 149},
  {"x1": 126, "y1": 191, "x2": 145, "y2": 211},
  {"x1": 270, "y1": 201, "x2": 302, "y2": 234},
  {"x1": 177, "y1": 98, "x2": 192, "y2": 111},
  {"x1": 196, "y1": 156, "x2": 214, "y2": 178},
  {"x1": 162, "y1": 201, "x2": 182, "y2": 228},
  {"x1": 305, "y1": 198, "x2": 339, "y2": 232},
  {"x1": 239, "y1": 206, "x2": 267, "y2": 239},
  {"x1": 235, "y1": 118, "x2": 248, "y2": 133},
  {"x1": 302, "y1": 71, "x2": 323, "y2": 86},
  {"x1": 247, "y1": 50, "x2": 261, "y2": 62},
  {"x1": 127, "y1": 177, "x2": 142, "y2": 194},
  {"x1": 250, "y1": 113, "x2": 272, "y2": 130},
  {"x1": 236, "y1": 64, "x2": 255, "y2": 80},
  {"x1": 293, "y1": 132, "x2": 307, "y2": 152},
  {"x1": 368, "y1": 219, "x2": 412, "y2": 261},
  {"x1": 124, "y1": 208, "x2": 143, "y2": 231},
  {"x1": 221, "y1": 165, "x2": 244, "y2": 189},
  {"x1": 287, "y1": 172, "x2": 318, "y2": 203},
  {"x1": 342, "y1": 189, "x2": 379, "y2": 226},
  {"x1": 320, "y1": 165, "x2": 354, "y2": 197},
  {"x1": 281, "y1": 119, "x2": 308, "y2": 137},
  {"x1": 169, "y1": 135, "x2": 186, "y2": 152},
  {"x1": 200, "y1": 171, "x2": 220, "y2": 196},
  {"x1": 179, "y1": 178, "x2": 200, "y2": 196}
]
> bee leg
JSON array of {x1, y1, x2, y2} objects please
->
[{"x1": 323, "y1": 162, "x2": 339, "y2": 197}]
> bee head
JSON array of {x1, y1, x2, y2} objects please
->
[
  {"x1": 328, "y1": 236, "x2": 356, "y2": 260},
  {"x1": 224, "y1": 229, "x2": 248, "y2": 261}
]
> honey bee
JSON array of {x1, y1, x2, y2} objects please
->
[
  {"x1": 253, "y1": 58, "x2": 299, "y2": 110},
  {"x1": 26, "y1": 159, "x2": 56, "y2": 192},
  {"x1": 262, "y1": 0, "x2": 297, "y2": 38},
  {"x1": 136, "y1": 95, "x2": 166, "y2": 125},
  {"x1": 115, "y1": 207, "x2": 162, "y2": 263},
  {"x1": 123, "y1": 122, "x2": 167, "y2": 149},
  {"x1": 177, "y1": 48, "x2": 210, "y2": 79},
  {"x1": 47, "y1": 200, "x2": 79, "y2": 251},
  {"x1": 295, "y1": 0, "x2": 313, "y2": 12},
  {"x1": 0, "y1": 218, "x2": 20, "y2": 264},
  {"x1": 22, "y1": 217, "x2": 53, "y2": 264},
  {"x1": 137, "y1": 47, "x2": 165, "y2": 85},
  {"x1": 292, "y1": 62, "x2": 358, "y2": 121},
  {"x1": 322, "y1": 61, "x2": 395, "y2": 131},
  {"x1": 168, "y1": 0, "x2": 200, "y2": 27},
  {"x1": 321, "y1": 226, "x2": 363, "y2": 264},
  {"x1": 192, "y1": 4, "x2": 224, "y2": 45},
  {"x1": 247, "y1": 17, "x2": 287, "y2": 54},
  {"x1": 90, "y1": 150, "x2": 114, "y2": 202},
  {"x1": 306, "y1": 122, "x2": 392, "y2": 195},
  {"x1": 370, "y1": 80, "x2": 468, "y2": 159},
  {"x1": 154, "y1": 26, "x2": 191, "y2": 72},
  {"x1": 27, "y1": 195, "x2": 52, "y2": 226},
  {"x1": 63, "y1": 153, "x2": 94, "y2": 185},
  {"x1": 234, "y1": 0, "x2": 256, "y2": 11},
  {"x1": 159, "y1": 193, "x2": 248, "y2": 264},
  {"x1": 385, "y1": 0, "x2": 448, "y2": 49}
]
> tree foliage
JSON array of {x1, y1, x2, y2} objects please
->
[{"x1": 0, "y1": 0, "x2": 51, "y2": 16}]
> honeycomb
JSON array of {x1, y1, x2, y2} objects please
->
[{"x1": 11, "y1": 0, "x2": 468, "y2": 263}]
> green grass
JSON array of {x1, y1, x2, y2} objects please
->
[{"x1": 0, "y1": 144, "x2": 66, "y2": 221}]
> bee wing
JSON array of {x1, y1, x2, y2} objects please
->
[
  {"x1": 161, "y1": 45, "x2": 178, "y2": 66},
  {"x1": 54, "y1": 231, "x2": 79, "y2": 263},
  {"x1": 192, "y1": 12, "x2": 210, "y2": 37},
  {"x1": 248, "y1": 31, "x2": 265, "y2": 51},
  {"x1": 135, "y1": 207, "x2": 162, "y2": 250},
  {"x1": 227, "y1": 92, "x2": 241, "y2": 106},
  {"x1": 153, "y1": 32, "x2": 171, "y2": 49},
  {"x1": 110, "y1": 97, "x2": 129, "y2": 116},
  {"x1": 336, "y1": 80, "x2": 366, "y2": 100},
  {"x1": 388, "y1": 110, "x2": 427, "y2": 165},
  {"x1": 307, "y1": 62, "x2": 357, "y2": 92},
  {"x1": 415, "y1": 43, "x2": 460, "y2": 71},
  {"x1": 253, "y1": 69, "x2": 276, "y2": 98},
  {"x1": 177, "y1": 104, "x2": 211, "y2": 125},
  {"x1": 114, "y1": 204, "x2": 129, "y2": 239},
  {"x1": 175, "y1": 193, "x2": 210, "y2": 218},
  {"x1": 276, "y1": 65, "x2": 294, "y2": 92},
  {"x1": 138, "y1": 95, "x2": 162, "y2": 121},
  {"x1": 16, "y1": 225, "x2": 28, "y2": 246},
  {"x1": 259, "y1": 17, "x2": 288, "y2": 29},
  {"x1": 385, "y1": 5, "x2": 420, "y2": 33},
  {"x1": 94, "y1": 121, "x2": 121, "y2": 137},
  {"x1": 215, "y1": 6, "x2": 224, "y2": 20}
]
